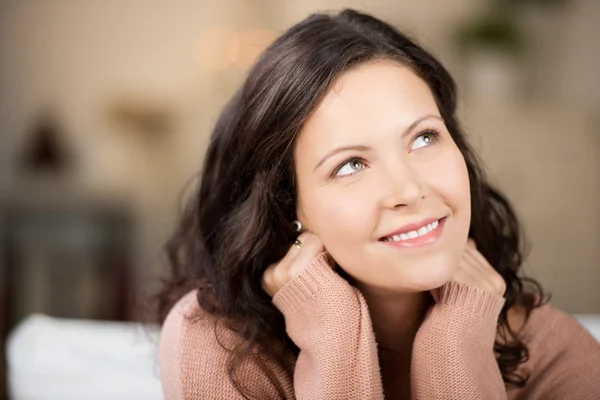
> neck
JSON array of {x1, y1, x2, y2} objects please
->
[{"x1": 357, "y1": 285, "x2": 434, "y2": 356}]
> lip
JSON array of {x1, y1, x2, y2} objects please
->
[
  {"x1": 378, "y1": 216, "x2": 447, "y2": 249},
  {"x1": 379, "y1": 216, "x2": 445, "y2": 240}
]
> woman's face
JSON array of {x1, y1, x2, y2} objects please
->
[{"x1": 294, "y1": 60, "x2": 471, "y2": 293}]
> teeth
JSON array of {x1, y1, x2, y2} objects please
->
[{"x1": 383, "y1": 219, "x2": 441, "y2": 242}]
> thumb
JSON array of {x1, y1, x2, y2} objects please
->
[{"x1": 288, "y1": 233, "x2": 326, "y2": 277}]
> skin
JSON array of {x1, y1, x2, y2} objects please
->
[
  {"x1": 262, "y1": 60, "x2": 506, "y2": 397},
  {"x1": 294, "y1": 60, "x2": 471, "y2": 292}
]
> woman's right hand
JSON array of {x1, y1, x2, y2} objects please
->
[{"x1": 261, "y1": 232, "x2": 327, "y2": 298}]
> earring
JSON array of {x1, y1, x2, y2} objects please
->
[{"x1": 292, "y1": 220, "x2": 302, "y2": 232}]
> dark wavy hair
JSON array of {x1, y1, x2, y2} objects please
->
[{"x1": 156, "y1": 9, "x2": 548, "y2": 398}]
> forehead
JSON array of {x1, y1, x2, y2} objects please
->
[{"x1": 297, "y1": 60, "x2": 438, "y2": 155}]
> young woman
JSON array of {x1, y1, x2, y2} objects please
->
[{"x1": 157, "y1": 9, "x2": 600, "y2": 399}]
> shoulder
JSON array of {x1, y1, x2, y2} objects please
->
[
  {"x1": 508, "y1": 301, "x2": 599, "y2": 360},
  {"x1": 158, "y1": 290, "x2": 239, "y2": 399},
  {"x1": 158, "y1": 290, "x2": 292, "y2": 400},
  {"x1": 158, "y1": 290, "x2": 202, "y2": 400},
  {"x1": 519, "y1": 302, "x2": 597, "y2": 346},
  {"x1": 504, "y1": 297, "x2": 596, "y2": 346},
  {"x1": 508, "y1": 302, "x2": 600, "y2": 399}
]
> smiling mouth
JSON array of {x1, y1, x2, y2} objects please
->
[{"x1": 380, "y1": 217, "x2": 445, "y2": 243}]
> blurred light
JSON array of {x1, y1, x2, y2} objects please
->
[
  {"x1": 234, "y1": 29, "x2": 275, "y2": 69},
  {"x1": 193, "y1": 27, "x2": 239, "y2": 71}
]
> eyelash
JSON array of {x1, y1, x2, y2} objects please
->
[{"x1": 330, "y1": 128, "x2": 443, "y2": 179}]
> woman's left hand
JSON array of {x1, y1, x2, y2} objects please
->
[{"x1": 430, "y1": 239, "x2": 506, "y2": 302}]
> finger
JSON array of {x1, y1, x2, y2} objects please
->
[
  {"x1": 452, "y1": 264, "x2": 475, "y2": 285},
  {"x1": 464, "y1": 246, "x2": 496, "y2": 276},
  {"x1": 462, "y1": 247, "x2": 486, "y2": 271},
  {"x1": 264, "y1": 231, "x2": 308, "y2": 286},
  {"x1": 455, "y1": 251, "x2": 480, "y2": 283},
  {"x1": 280, "y1": 231, "x2": 311, "y2": 267},
  {"x1": 289, "y1": 233, "x2": 326, "y2": 276},
  {"x1": 460, "y1": 247, "x2": 506, "y2": 295},
  {"x1": 468, "y1": 246, "x2": 491, "y2": 266},
  {"x1": 261, "y1": 264, "x2": 277, "y2": 295},
  {"x1": 271, "y1": 232, "x2": 311, "y2": 288},
  {"x1": 467, "y1": 249, "x2": 506, "y2": 293},
  {"x1": 262, "y1": 232, "x2": 321, "y2": 297},
  {"x1": 468, "y1": 249, "x2": 491, "y2": 271}
]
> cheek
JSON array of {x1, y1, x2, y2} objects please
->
[
  {"x1": 451, "y1": 151, "x2": 471, "y2": 219},
  {"x1": 303, "y1": 187, "x2": 375, "y2": 247},
  {"x1": 426, "y1": 147, "x2": 470, "y2": 212},
  {"x1": 429, "y1": 148, "x2": 471, "y2": 249}
]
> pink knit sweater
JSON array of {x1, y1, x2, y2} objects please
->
[{"x1": 159, "y1": 253, "x2": 600, "y2": 399}]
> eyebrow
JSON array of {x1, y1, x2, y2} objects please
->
[{"x1": 313, "y1": 114, "x2": 443, "y2": 172}]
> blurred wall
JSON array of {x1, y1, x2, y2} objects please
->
[
  {"x1": 0, "y1": 0, "x2": 598, "y2": 313},
  {"x1": 0, "y1": 0, "x2": 279, "y2": 288}
]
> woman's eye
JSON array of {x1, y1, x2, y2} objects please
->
[
  {"x1": 411, "y1": 131, "x2": 438, "y2": 151},
  {"x1": 336, "y1": 159, "x2": 366, "y2": 177}
]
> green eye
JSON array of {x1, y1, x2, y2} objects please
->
[
  {"x1": 336, "y1": 158, "x2": 366, "y2": 177},
  {"x1": 351, "y1": 160, "x2": 364, "y2": 170},
  {"x1": 411, "y1": 130, "x2": 440, "y2": 150}
]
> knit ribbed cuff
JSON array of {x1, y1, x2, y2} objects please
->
[
  {"x1": 439, "y1": 281, "x2": 506, "y2": 323},
  {"x1": 272, "y1": 252, "x2": 337, "y2": 315}
]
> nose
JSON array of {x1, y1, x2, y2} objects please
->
[{"x1": 379, "y1": 160, "x2": 425, "y2": 209}]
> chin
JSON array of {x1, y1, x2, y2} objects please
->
[
  {"x1": 391, "y1": 251, "x2": 459, "y2": 291},
  {"x1": 335, "y1": 248, "x2": 461, "y2": 292}
]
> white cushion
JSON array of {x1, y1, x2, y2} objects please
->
[
  {"x1": 6, "y1": 312, "x2": 598, "y2": 400},
  {"x1": 6, "y1": 314, "x2": 163, "y2": 400},
  {"x1": 574, "y1": 314, "x2": 600, "y2": 342}
]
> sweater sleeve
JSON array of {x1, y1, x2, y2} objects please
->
[
  {"x1": 272, "y1": 252, "x2": 384, "y2": 399},
  {"x1": 509, "y1": 304, "x2": 600, "y2": 400},
  {"x1": 158, "y1": 290, "x2": 294, "y2": 399},
  {"x1": 411, "y1": 281, "x2": 507, "y2": 400},
  {"x1": 158, "y1": 291, "x2": 191, "y2": 400}
]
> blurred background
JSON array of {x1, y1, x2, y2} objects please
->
[{"x1": 0, "y1": 0, "x2": 599, "y2": 398}]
